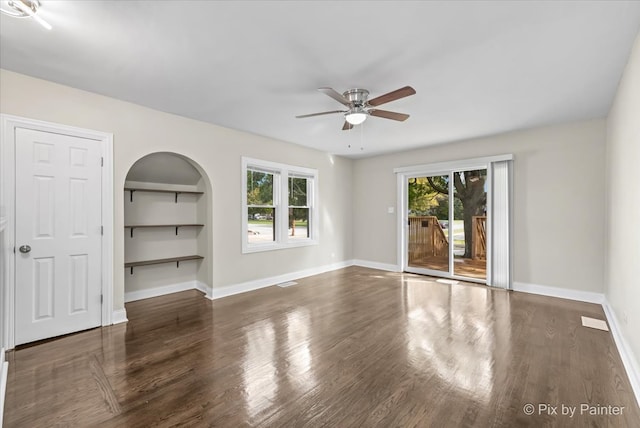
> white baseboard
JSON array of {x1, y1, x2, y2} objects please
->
[
  {"x1": 602, "y1": 299, "x2": 640, "y2": 408},
  {"x1": 195, "y1": 281, "x2": 212, "y2": 298},
  {"x1": 125, "y1": 280, "x2": 201, "y2": 303},
  {"x1": 111, "y1": 309, "x2": 128, "y2": 325},
  {"x1": 512, "y1": 281, "x2": 604, "y2": 304},
  {"x1": 120, "y1": 260, "x2": 354, "y2": 303},
  {"x1": 352, "y1": 259, "x2": 401, "y2": 272},
  {"x1": 511, "y1": 282, "x2": 638, "y2": 407},
  {"x1": 209, "y1": 260, "x2": 354, "y2": 300},
  {"x1": 1, "y1": 348, "x2": 7, "y2": 427}
]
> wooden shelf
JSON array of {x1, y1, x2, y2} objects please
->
[
  {"x1": 124, "y1": 224, "x2": 204, "y2": 237},
  {"x1": 125, "y1": 255, "x2": 204, "y2": 274},
  {"x1": 124, "y1": 187, "x2": 204, "y2": 203}
]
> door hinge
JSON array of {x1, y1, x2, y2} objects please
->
[
  {"x1": 101, "y1": 294, "x2": 103, "y2": 304},
  {"x1": 101, "y1": 226, "x2": 104, "y2": 235},
  {"x1": 101, "y1": 157, "x2": 104, "y2": 167},
  {"x1": 13, "y1": 246, "x2": 16, "y2": 254}
]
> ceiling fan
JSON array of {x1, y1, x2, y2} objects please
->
[{"x1": 296, "y1": 86, "x2": 416, "y2": 130}]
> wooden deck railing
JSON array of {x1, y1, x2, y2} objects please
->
[
  {"x1": 472, "y1": 216, "x2": 487, "y2": 260},
  {"x1": 408, "y1": 216, "x2": 448, "y2": 263},
  {"x1": 409, "y1": 215, "x2": 487, "y2": 263}
]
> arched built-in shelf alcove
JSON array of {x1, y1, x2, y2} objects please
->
[{"x1": 124, "y1": 152, "x2": 211, "y2": 302}]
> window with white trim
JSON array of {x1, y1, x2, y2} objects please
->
[{"x1": 242, "y1": 157, "x2": 317, "y2": 253}]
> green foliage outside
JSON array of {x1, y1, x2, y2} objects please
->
[
  {"x1": 288, "y1": 176, "x2": 309, "y2": 225},
  {"x1": 408, "y1": 176, "x2": 462, "y2": 219},
  {"x1": 247, "y1": 171, "x2": 310, "y2": 236},
  {"x1": 247, "y1": 170, "x2": 273, "y2": 206},
  {"x1": 408, "y1": 170, "x2": 487, "y2": 258}
]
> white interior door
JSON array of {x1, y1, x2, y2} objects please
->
[{"x1": 15, "y1": 128, "x2": 102, "y2": 345}]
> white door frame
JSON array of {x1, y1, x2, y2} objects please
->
[
  {"x1": 1, "y1": 114, "x2": 114, "y2": 350},
  {"x1": 394, "y1": 154, "x2": 513, "y2": 284}
]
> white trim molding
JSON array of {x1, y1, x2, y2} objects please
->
[
  {"x1": 124, "y1": 280, "x2": 212, "y2": 303},
  {"x1": 195, "y1": 281, "x2": 212, "y2": 298},
  {"x1": 602, "y1": 299, "x2": 640, "y2": 408},
  {"x1": 111, "y1": 309, "x2": 128, "y2": 325},
  {"x1": 512, "y1": 281, "x2": 605, "y2": 304},
  {"x1": 394, "y1": 154, "x2": 513, "y2": 286},
  {"x1": 241, "y1": 157, "x2": 319, "y2": 254},
  {"x1": 209, "y1": 260, "x2": 353, "y2": 300},
  {"x1": 125, "y1": 281, "x2": 205, "y2": 303},
  {"x1": 352, "y1": 259, "x2": 401, "y2": 272},
  {"x1": 0, "y1": 114, "x2": 114, "y2": 349},
  {"x1": 393, "y1": 154, "x2": 513, "y2": 174},
  {"x1": 508, "y1": 282, "x2": 638, "y2": 406},
  {"x1": 0, "y1": 348, "x2": 7, "y2": 427},
  {"x1": 123, "y1": 262, "x2": 357, "y2": 302}
]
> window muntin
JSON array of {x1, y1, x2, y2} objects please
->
[
  {"x1": 288, "y1": 176, "x2": 310, "y2": 240},
  {"x1": 242, "y1": 158, "x2": 317, "y2": 253}
]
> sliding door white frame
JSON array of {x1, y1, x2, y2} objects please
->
[{"x1": 394, "y1": 154, "x2": 513, "y2": 287}]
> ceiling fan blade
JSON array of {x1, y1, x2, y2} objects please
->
[
  {"x1": 369, "y1": 109, "x2": 410, "y2": 121},
  {"x1": 296, "y1": 110, "x2": 345, "y2": 118},
  {"x1": 342, "y1": 121, "x2": 354, "y2": 131},
  {"x1": 318, "y1": 87, "x2": 351, "y2": 106},
  {"x1": 367, "y1": 86, "x2": 416, "y2": 107}
]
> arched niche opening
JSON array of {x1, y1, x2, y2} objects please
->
[{"x1": 123, "y1": 152, "x2": 212, "y2": 301}]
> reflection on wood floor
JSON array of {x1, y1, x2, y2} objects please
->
[
  {"x1": 4, "y1": 266, "x2": 639, "y2": 427},
  {"x1": 409, "y1": 255, "x2": 487, "y2": 279}
]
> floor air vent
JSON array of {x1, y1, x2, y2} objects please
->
[
  {"x1": 581, "y1": 316, "x2": 609, "y2": 331},
  {"x1": 277, "y1": 281, "x2": 298, "y2": 288}
]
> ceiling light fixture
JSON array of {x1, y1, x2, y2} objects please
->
[
  {"x1": 1, "y1": 0, "x2": 52, "y2": 30},
  {"x1": 345, "y1": 110, "x2": 368, "y2": 125}
]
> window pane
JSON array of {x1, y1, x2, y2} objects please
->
[
  {"x1": 243, "y1": 157, "x2": 318, "y2": 252},
  {"x1": 407, "y1": 175, "x2": 450, "y2": 273},
  {"x1": 289, "y1": 177, "x2": 308, "y2": 206},
  {"x1": 248, "y1": 207, "x2": 275, "y2": 243},
  {"x1": 288, "y1": 208, "x2": 309, "y2": 240},
  {"x1": 247, "y1": 170, "x2": 274, "y2": 205},
  {"x1": 453, "y1": 169, "x2": 487, "y2": 280}
]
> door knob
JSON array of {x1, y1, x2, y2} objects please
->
[{"x1": 19, "y1": 245, "x2": 31, "y2": 254}]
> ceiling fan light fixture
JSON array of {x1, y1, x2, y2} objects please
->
[
  {"x1": 297, "y1": 85, "x2": 415, "y2": 131},
  {"x1": 1, "y1": 0, "x2": 52, "y2": 30},
  {"x1": 345, "y1": 111, "x2": 367, "y2": 125}
]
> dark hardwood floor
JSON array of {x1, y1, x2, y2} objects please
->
[{"x1": 4, "y1": 266, "x2": 639, "y2": 427}]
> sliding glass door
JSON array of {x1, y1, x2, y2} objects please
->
[
  {"x1": 407, "y1": 174, "x2": 450, "y2": 275},
  {"x1": 452, "y1": 168, "x2": 487, "y2": 280},
  {"x1": 405, "y1": 168, "x2": 488, "y2": 282}
]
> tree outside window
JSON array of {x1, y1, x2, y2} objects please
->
[
  {"x1": 242, "y1": 157, "x2": 318, "y2": 253},
  {"x1": 288, "y1": 176, "x2": 310, "y2": 240}
]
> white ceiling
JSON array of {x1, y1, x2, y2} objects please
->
[{"x1": 1, "y1": 1, "x2": 639, "y2": 158}]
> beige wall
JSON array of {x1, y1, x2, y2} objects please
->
[
  {"x1": 353, "y1": 119, "x2": 607, "y2": 293},
  {"x1": 605, "y1": 33, "x2": 640, "y2": 365},
  {"x1": 0, "y1": 69, "x2": 353, "y2": 311},
  {"x1": 0, "y1": 66, "x2": 618, "y2": 311}
]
